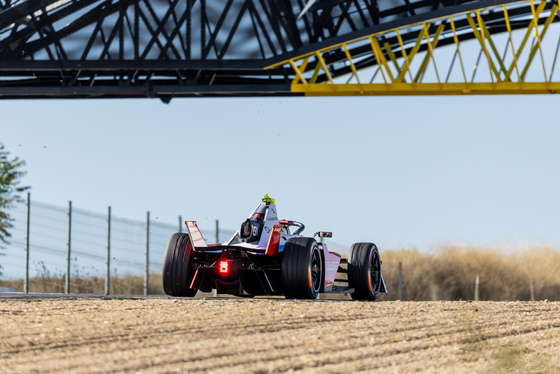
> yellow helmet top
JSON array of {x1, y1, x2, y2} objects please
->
[{"x1": 262, "y1": 193, "x2": 275, "y2": 205}]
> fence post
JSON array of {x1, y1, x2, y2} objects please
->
[
  {"x1": 215, "y1": 219, "x2": 219, "y2": 243},
  {"x1": 65, "y1": 201, "x2": 72, "y2": 294},
  {"x1": 144, "y1": 211, "x2": 150, "y2": 296},
  {"x1": 530, "y1": 279, "x2": 535, "y2": 301},
  {"x1": 105, "y1": 206, "x2": 111, "y2": 295},
  {"x1": 398, "y1": 262, "x2": 403, "y2": 301},
  {"x1": 178, "y1": 215, "x2": 182, "y2": 233},
  {"x1": 475, "y1": 275, "x2": 480, "y2": 301},
  {"x1": 24, "y1": 192, "x2": 30, "y2": 294}
]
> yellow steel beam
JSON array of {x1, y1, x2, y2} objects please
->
[
  {"x1": 477, "y1": 14, "x2": 508, "y2": 79},
  {"x1": 291, "y1": 82, "x2": 560, "y2": 95},
  {"x1": 422, "y1": 22, "x2": 441, "y2": 83},
  {"x1": 414, "y1": 23, "x2": 444, "y2": 83},
  {"x1": 503, "y1": 5, "x2": 521, "y2": 81},
  {"x1": 309, "y1": 60, "x2": 322, "y2": 84},
  {"x1": 289, "y1": 58, "x2": 308, "y2": 86},
  {"x1": 369, "y1": 35, "x2": 395, "y2": 83},
  {"x1": 315, "y1": 51, "x2": 334, "y2": 84},
  {"x1": 384, "y1": 41, "x2": 403, "y2": 77},
  {"x1": 395, "y1": 28, "x2": 426, "y2": 83},
  {"x1": 467, "y1": 13, "x2": 500, "y2": 82},
  {"x1": 342, "y1": 44, "x2": 361, "y2": 84},
  {"x1": 449, "y1": 15, "x2": 468, "y2": 82},
  {"x1": 520, "y1": 3, "x2": 558, "y2": 80},
  {"x1": 530, "y1": 0, "x2": 548, "y2": 81},
  {"x1": 504, "y1": 0, "x2": 547, "y2": 81},
  {"x1": 268, "y1": 0, "x2": 560, "y2": 97}
]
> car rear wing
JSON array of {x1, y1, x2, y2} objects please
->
[{"x1": 185, "y1": 221, "x2": 208, "y2": 249}]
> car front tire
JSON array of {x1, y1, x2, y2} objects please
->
[{"x1": 348, "y1": 242, "x2": 381, "y2": 301}]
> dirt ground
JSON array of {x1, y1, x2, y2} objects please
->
[{"x1": 1, "y1": 296, "x2": 559, "y2": 373}]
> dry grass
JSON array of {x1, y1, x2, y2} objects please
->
[
  {"x1": 0, "y1": 273, "x2": 164, "y2": 295},
  {"x1": 378, "y1": 244, "x2": 560, "y2": 301},
  {"x1": 2, "y1": 245, "x2": 560, "y2": 300}
]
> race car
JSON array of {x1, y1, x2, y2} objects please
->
[{"x1": 162, "y1": 194, "x2": 387, "y2": 300}]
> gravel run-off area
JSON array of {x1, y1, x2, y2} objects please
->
[{"x1": 1, "y1": 296, "x2": 560, "y2": 373}]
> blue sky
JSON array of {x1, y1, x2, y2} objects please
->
[{"x1": 1, "y1": 95, "x2": 559, "y2": 252}]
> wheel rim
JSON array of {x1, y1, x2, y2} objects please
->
[
  {"x1": 369, "y1": 250, "x2": 381, "y2": 293},
  {"x1": 310, "y1": 248, "x2": 322, "y2": 292}
]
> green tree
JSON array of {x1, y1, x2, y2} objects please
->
[{"x1": 0, "y1": 143, "x2": 30, "y2": 276}]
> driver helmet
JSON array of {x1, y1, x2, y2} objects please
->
[{"x1": 239, "y1": 204, "x2": 266, "y2": 242}]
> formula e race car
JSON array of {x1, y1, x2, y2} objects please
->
[{"x1": 162, "y1": 195, "x2": 387, "y2": 300}]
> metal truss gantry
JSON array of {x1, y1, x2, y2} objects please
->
[{"x1": 1, "y1": 0, "x2": 560, "y2": 100}]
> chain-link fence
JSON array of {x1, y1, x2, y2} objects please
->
[{"x1": 0, "y1": 194, "x2": 235, "y2": 295}]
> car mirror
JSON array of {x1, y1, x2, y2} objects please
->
[{"x1": 313, "y1": 231, "x2": 332, "y2": 238}]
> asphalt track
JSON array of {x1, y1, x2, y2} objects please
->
[{"x1": 1, "y1": 293, "x2": 560, "y2": 373}]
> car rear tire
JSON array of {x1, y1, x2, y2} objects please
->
[
  {"x1": 282, "y1": 237, "x2": 323, "y2": 299},
  {"x1": 348, "y1": 242, "x2": 381, "y2": 301},
  {"x1": 162, "y1": 233, "x2": 197, "y2": 297}
]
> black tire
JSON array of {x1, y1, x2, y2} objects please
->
[
  {"x1": 162, "y1": 233, "x2": 197, "y2": 297},
  {"x1": 348, "y1": 242, "x2": 381, "y2": 301},
  {"x1": 282, "y1": 237, "x2": 323, "y2": 299}
]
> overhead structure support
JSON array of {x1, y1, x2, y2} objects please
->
[
  {"x1": 269, "y1": 0, "x2": 560, "y2": 96},
  {"x1": 1, "y1": 0, "x2": 560, "y2": 98}
]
